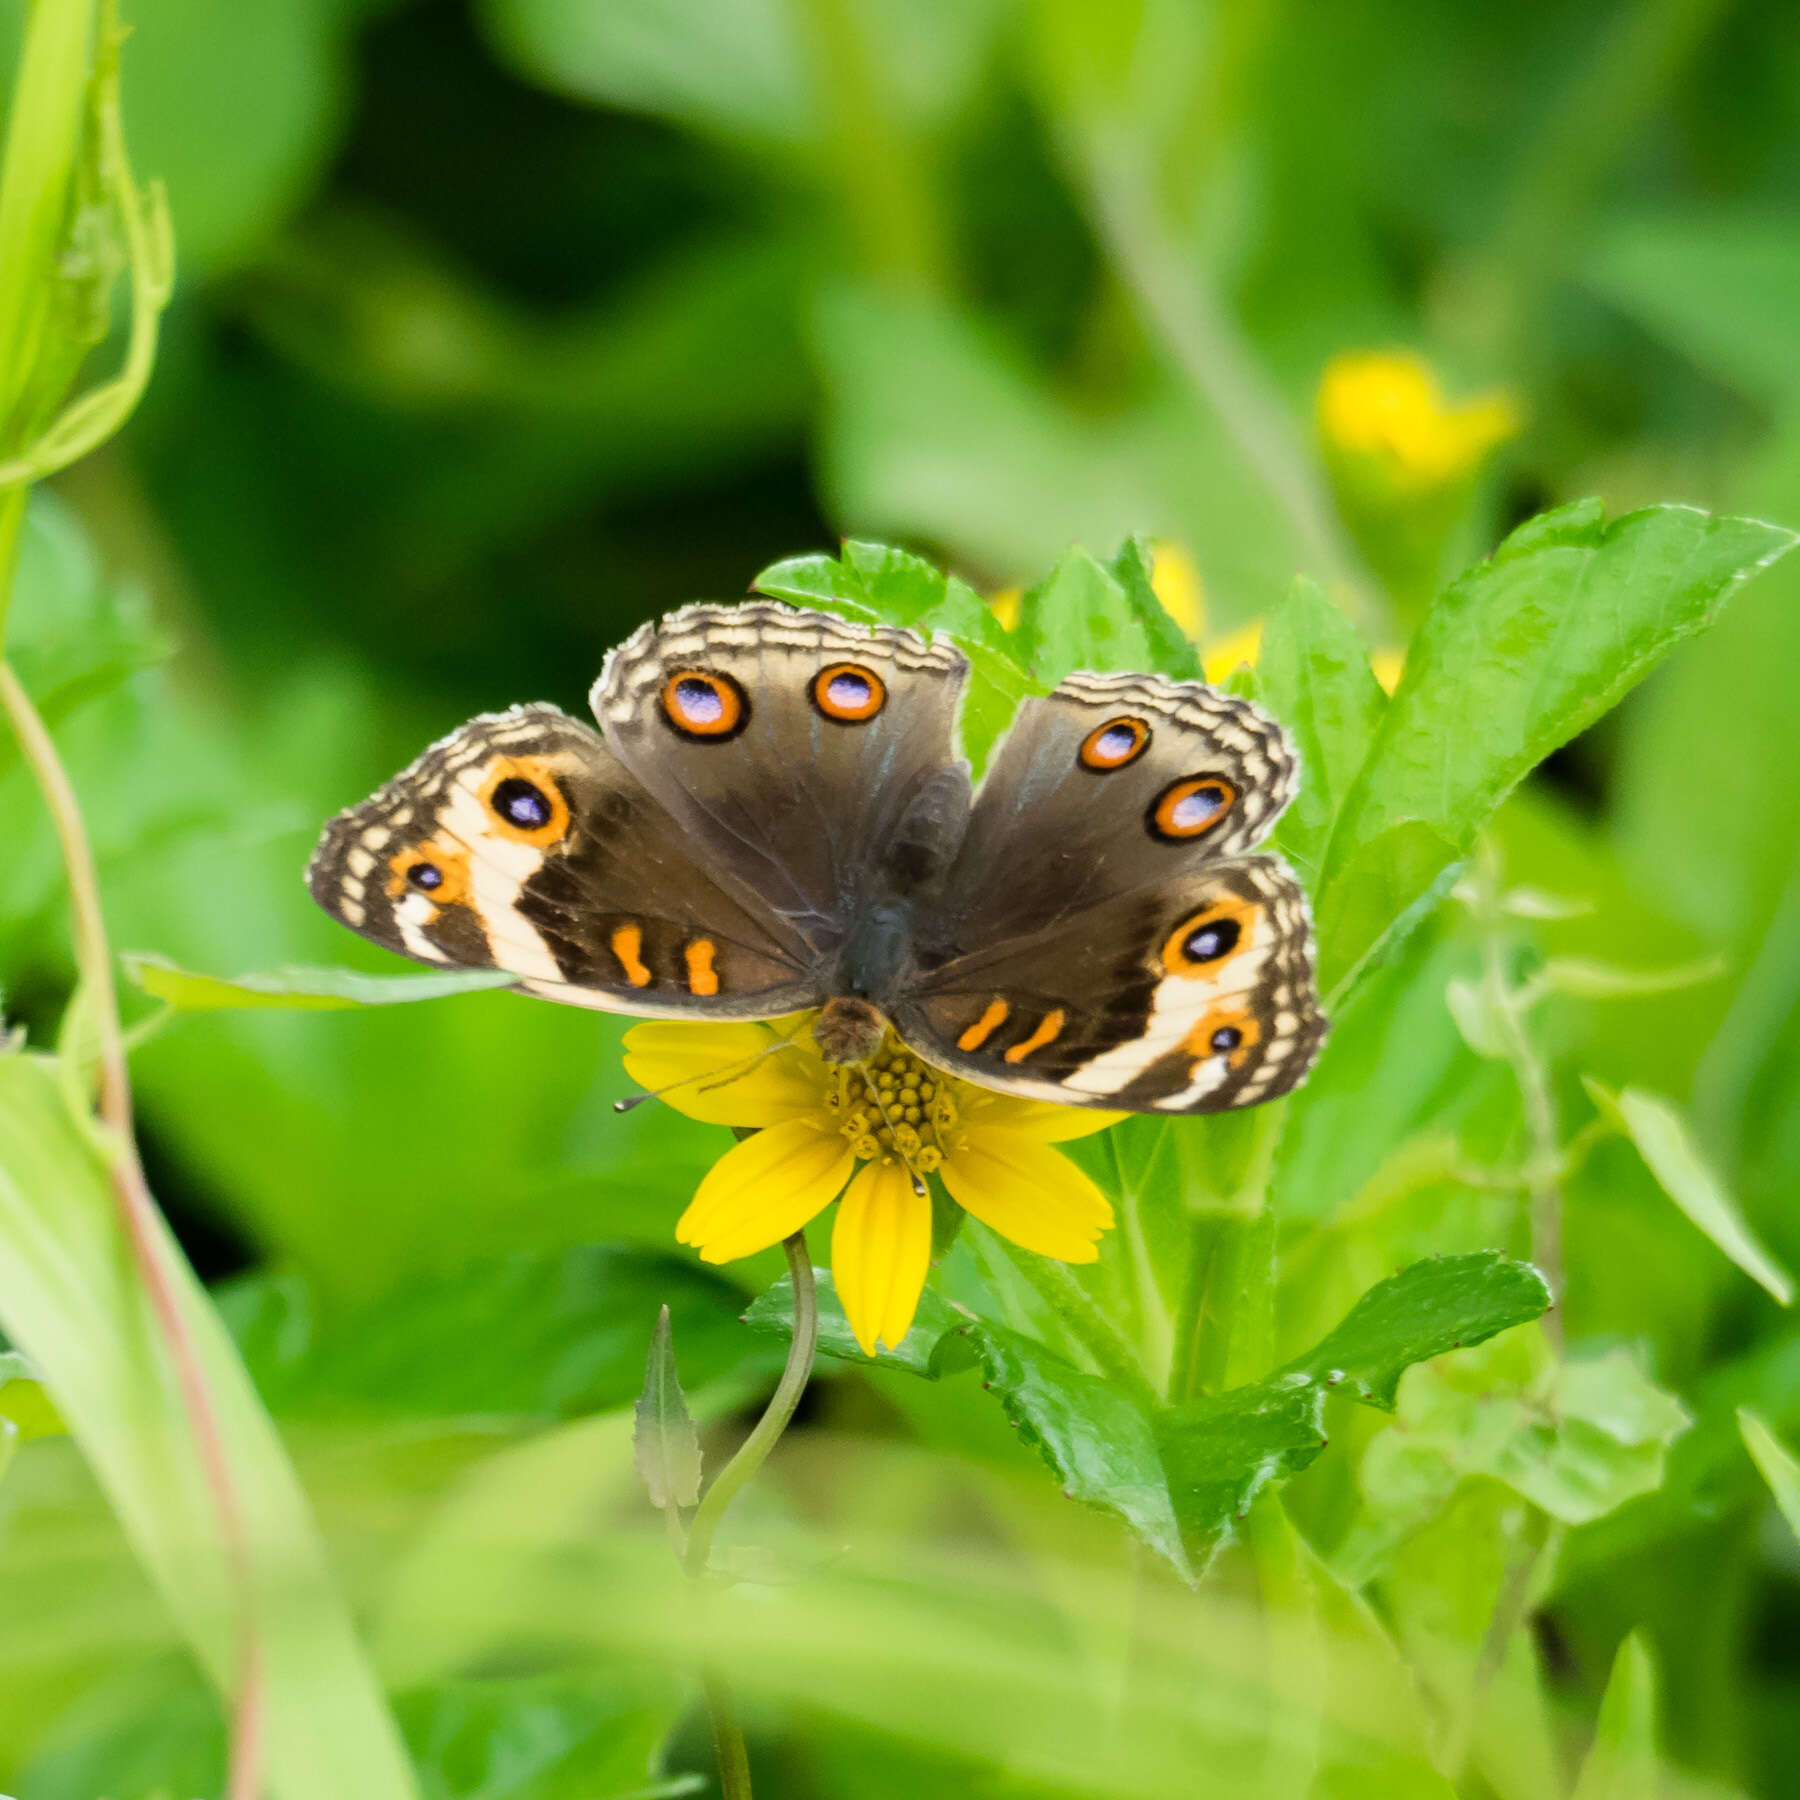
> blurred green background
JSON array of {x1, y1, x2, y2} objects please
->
[{"x1": 4, "y1": 0, "x2": 1800, "y2": 1795}]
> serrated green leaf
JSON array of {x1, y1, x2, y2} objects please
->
[
  {"x1": 753, "y1": 537, "x2": 1037, "y2": 771},
  {"x1": 1016, "y1": 546, "x2": 1156, "y2": 684},
  {"x1": 124, "y1": 953, "x2": 514, "y2": 1012},
  {"x1": 1296, "y1": 1251, "x2": 1552, "y2": 1409},
  {"x1": 1258, "y1": 574, "x2": 1386, "y2": 888},
  {"x1": 1570, "y1": 1633, "x2": 1659, "y2": 1800},
  {"x1": 1739, "y1": 1408, "x2": 1800, "y2": 1546},
  {"x1": 1590, "y1": 1081, "x2": 1794, "y2": 1303},
  {"x1": 1316, "y1": 502, "x2": 1796, "y2": 997},
  {"x1": 1353, "y1": 1342, "x2": 1689, "y2": 1562},
  {"x1": 745, "y1": 1267, "x2": 1184, "y2": 1571},
  {"x1": 1161, "y1": 1253, "x2": 1550, "y2": 1565},
  {"x1": 1107, "y1": 538, "x2": 1201, "y2": 679},
  {"x1": 634, "y1": 1305, "x2": 701, "y2": 1512},
  {"x1": 972, "y1": 1318, "x2": 1191, "y2": 1580}
]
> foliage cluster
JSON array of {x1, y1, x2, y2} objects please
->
[{"x1": 4, "y1": 3, "x2": 1800, "y2": 1799}]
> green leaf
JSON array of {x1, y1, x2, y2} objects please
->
[
  {"x1": 973, "y1": 1318, "x2": 1192, "y2": 1580},
  {"x1": 744, "y1": 1266, "x2": 972, "y2": 1380},
  {"x1": 1016, "y1": 546, "x2": 1156, "y2": 684},
  {"x1": 124, "y1": 952, "x2": 515, "y2": 1011},
  {"x1": 1533, "y1": 955, "x2": 1725, "y2": 1001},
  {"x1": 754, "y1": 538, "x2": 1037, "y2": 771},
  {"x1": 1160, "y1": 1253, "x2": 1551, "y2": 1565},
  {"x1": 0, "y1": 1052, "x2": 417, "y2": 1798},
  {"x1": 1738, "y1": 1408, "x2": 1800, "y2": 1546},
  {"x1": 1257, "y1": 574, "x2": 1386, "y2": 888},
  {"x1": 1590, "y1": 1081, "x2": 1794, "y2": 1303},
  {"x1": 221, "y1": 1248, "x2": 766, "y2": 1423},
  {"x1": 745, "y1": 1268, "x2": 1185, "y2": 1573},
  {"x1": 397, "y1": 1670, "x2": 705, "y2": 1800},
  {"x1": 1107, "y1": 538, "x2": 1201, "y2": 679},
  {"x1": 633, "y1": 1305, "x2": 702, "y2": 1512},
  {"x1": 1352, "y1": 1341, "x2": 1689, "y2": 1565},
  {"x1": 1295, "y1": 1250, "x2": 1552, "y2": 1410},
  {"x1": 1569, "y1": 1633, "x2": 1659, "y2": 1800},
  {"x1": 1316, "y1": 502, "x2": 1797, "y2": 996}
]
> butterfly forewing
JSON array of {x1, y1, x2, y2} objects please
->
[
  {"x1": 592, "y1": 602, "x2": 971, "y2": 957},
  {"x1": 307, "y1": 704, "x2": 819, "y2": 1019}
]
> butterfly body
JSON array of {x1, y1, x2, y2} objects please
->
[{"x1": 309, "y1": 600, "x2": 1326, "y2": 1112}]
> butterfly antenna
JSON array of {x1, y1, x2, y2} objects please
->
[
  {"x1": 612, "y1": 1016, "x2": 810, "y2": 1113},
  {"x1": 858, "y1": 1067, "x2": 929, "y2": 1198}
]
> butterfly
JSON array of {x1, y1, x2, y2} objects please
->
[{"x1": 307, "y1": 602, "x2": 1327, "y2": 1113}]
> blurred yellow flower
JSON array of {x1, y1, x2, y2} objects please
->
[
  {"x1": 988, "y1": 586, "x2": 1022, "y2": 633},
  {"x1": 1317, "y1": 350, "x2": 1519, "y2": 490},
  {"x1": 1149, "y1": 541, "x2": 1203, "y2": 636},
  {"x1": 1369, "y1": 646, "x2": 1406, "y2": 694},
  {"x1": 1202, "y1": 621, "x2": 1263, "y2": 685},
  {"x1": 623, "y1": 1019, "x2": 1121, "y2": 1355}
]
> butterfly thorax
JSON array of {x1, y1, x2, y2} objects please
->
[{"x1": 815, "y1": 995, "x2": 890, "y2": 1065}]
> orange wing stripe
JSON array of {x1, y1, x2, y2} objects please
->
[
  {"x1": 1004, "y1": 1008, "x2": 1066, "y2": 1064},
  {"x1": 685, "y1": 939, "x2": 720, "y2": 996},
  {"x1": 958, "y1": 998, "x2": 1009, "y2": 1051},
  {"x1": 611, "y1": 924, "x2": 653, "y2": 987}
]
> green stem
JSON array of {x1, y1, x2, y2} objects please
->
[
  {"x1": 1075, "y1": 152, "x2": 1375, "y2": 622},
  {"x1": 1471, "y1": 845, "x2": 1564, "y2": 1342},
  {"x1": 684, "y1": 1233, "x2": 819, "y2": 1579},
  {"x1": 678, "y1": 1234, "x2": 819, "y2": 1800},
  {"x1": 1170, "y1": 1104, "x2": 1286, "y2": 1402},
  {"x1": 0, "y1": 661, "x2": 266, "y2": 1800},
  {"x1": 702, "y1": 1667, "x2": 754, "y2": 1800},
  {"x1": 0, "y1": 1, "x2": 95, "y2": 433},
  {"x1": 986, "y1": 1236, "x2": 1159, "y2": 1412}
]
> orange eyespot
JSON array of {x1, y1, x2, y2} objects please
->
[
  {"x1": 1148, "y1": 774, "x2": 1236, "y2": 841},
  {"x1": 387, "y1": 841, "x2": 471, "y2": 906},
  {"x1": 811, "y1": 662, "x2": 886, "y2": 723},
  {"x1": 479, "y1": 755, "x2": 572, "y2": 845},
  {"x1": 1162, "y1": 896, "x2": 1258, "y2": 974},
  {"x1": 661, "y1": 669, "x2": 749, "y2": 740},
  {"x1": 1180, "y1": 1004, "x2": 1263, "y2": 1070},
  {"x1": 1079, "y1": 716, "x2": 1150, "y2": 771}
]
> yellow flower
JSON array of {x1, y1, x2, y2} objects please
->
[
  {"x1": 1317, "y1": 350, "x2": 1519, "y2": 491},
  {"x1": 623, "y1": 1018, "x2": 1121, "y2": 1356},
  {"x1": 987, "y1": 586, "x2": 1023, "y2": 633},
  {"x1": 1149, "y1": 541, "x2": 1203, "y2": 637}
]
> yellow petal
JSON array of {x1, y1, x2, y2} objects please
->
[
  {"x1": 958, "y1": 1089, "x2": 1126, "y2": 1143},
  {"x1": 622, "y1": 1019, "x2": 824, "y2": 1127},
  {"x1": 941, "y1": 1128, "x2": 1115, "y2": 1262},
  {"x1": 676, "y1": 1118, "x2": 854, "y2": 1263},
  {"x1": 831, "y1": 1159, "x2": 932, "y2": 1355}
]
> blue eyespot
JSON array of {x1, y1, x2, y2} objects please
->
[
  {"x1": 1183, "y1": 917, "x2": 1240, "y2": 963},
  {"x1": 492, "y1": 777, "x2": 552, "y2": 829}
]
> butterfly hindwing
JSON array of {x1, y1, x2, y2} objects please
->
[
  {"x1": 307, "y1": 704, "x2": 818, "y2": 1018},
  {"x1": 897, "y1": 856, "x2": 1326, "y2": 1113}
]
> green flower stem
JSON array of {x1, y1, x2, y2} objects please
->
[
  {"x1": 678, "y1": 1233, "x2": 819, "y2": 1800},
  {"x1": 684, "y1": 1232, "x2": 819, "y2": 1580},
  {"x1": 1470, "y1": 844, "x2": 1565, "y2": 1343}
]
